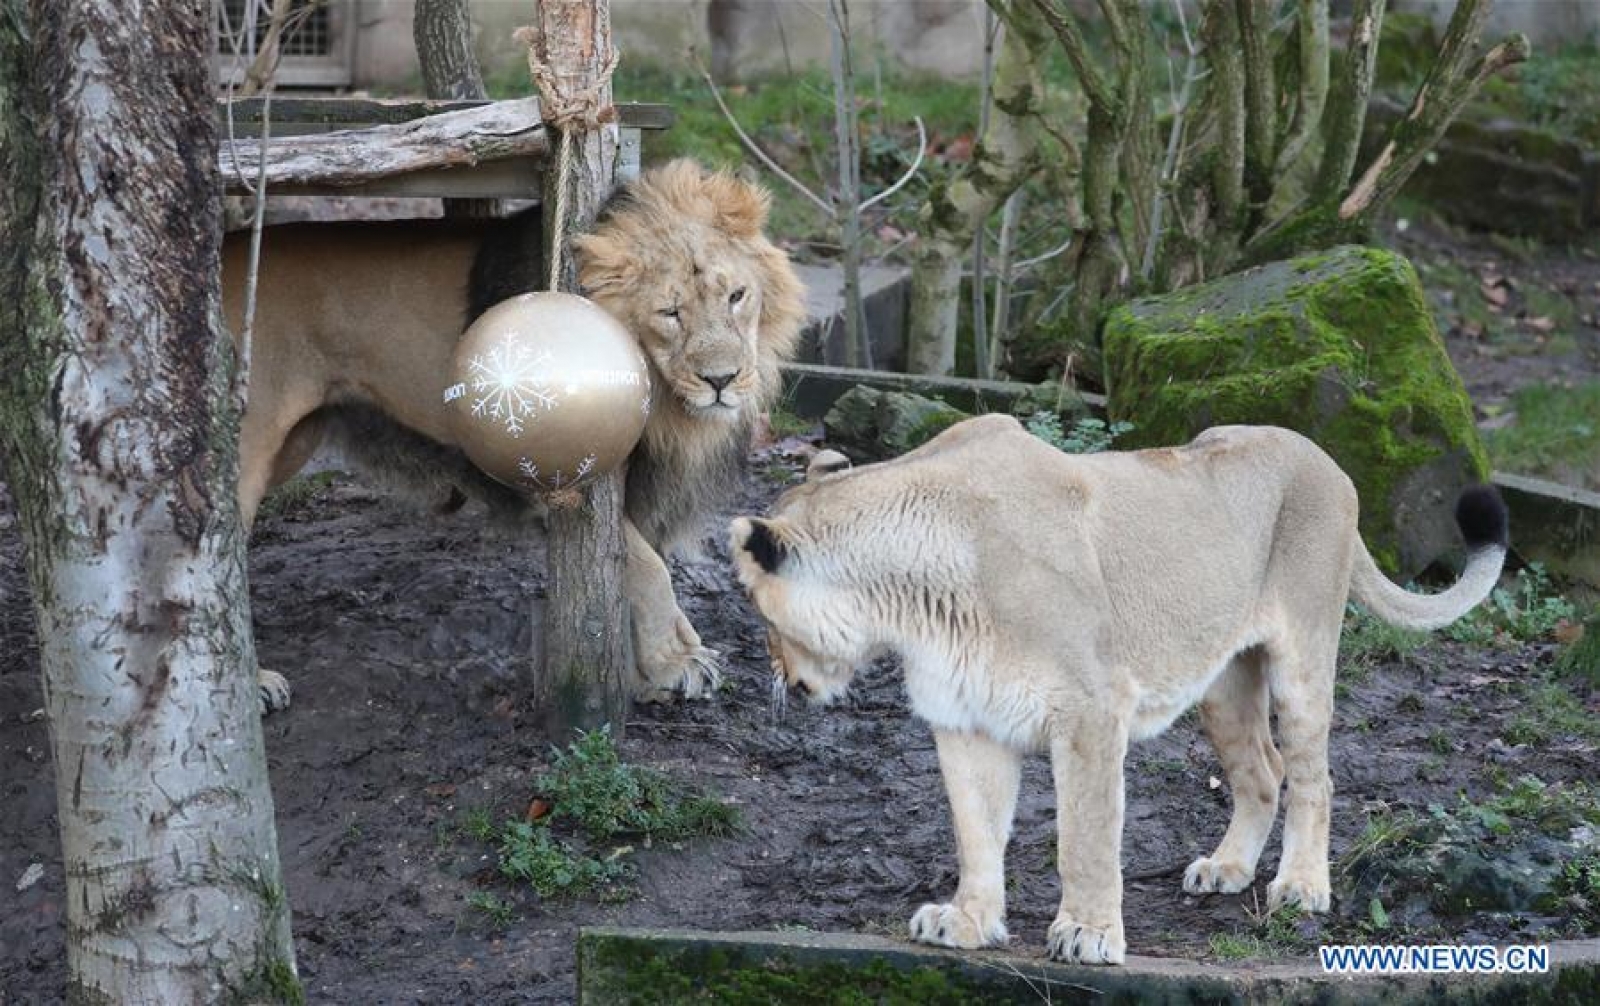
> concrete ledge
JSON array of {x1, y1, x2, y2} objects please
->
[
  {"x1": 577, "y1": 928, "x2": 1600, "y2": 1005},
  {"x1": 780, "y1": 362, "x2": 1106, "y2": 421}
]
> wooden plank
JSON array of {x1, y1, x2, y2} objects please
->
[
  {"x1": 779, "y1": 362, "x2": 1106, "y2": 420},
  {"x1": 219, "y1": 97, "x2": 549, "y2": 194},
  {"x1": 252, "y1": 159, "x2": 543, "y2": 200},
  {"x1": 218, "y1": 97, "x2": 675, "y2": 131},
  {"x1": 1493, "y1": 471, "x2": 1600, "y2": 587}
]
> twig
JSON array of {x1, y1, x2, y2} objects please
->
[
  {"x1": 1029, "y1": 0, "x2": 1116, "y2": 113},
  {"x1": 687, "y1": 48, "x2": 833, "y2": 218},
  {"x1": 1141, "y1": 0, "x2": 1200, "y2": 282},
  {"x1": 857, "y1": 116, "x2": 926, "y2": 213}
]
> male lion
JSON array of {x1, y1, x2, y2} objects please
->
[
  {"x1": 729, "y1": 415, "x2": 1507, "y2": 965},
  {"x1": 222, "y1": 160, "x2": 804, "y2": 710}
]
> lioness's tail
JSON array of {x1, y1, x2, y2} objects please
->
[{"x1": 1349, "y1": 485, "x2": 1509, "y2": 631}]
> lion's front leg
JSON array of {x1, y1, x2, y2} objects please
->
[
  {"x1": 910, "y1": 728, "x2": 1021, "y2": 950},
  {"x1": 1045, "y1": 707, "x2": 1130, "y2": 966},
  {"x1": 624, "y1": 520, "x2": 721, "y2": 702}
]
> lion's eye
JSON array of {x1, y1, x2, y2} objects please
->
[
  {"x1": 659, "y1": 306, "x2": 681, "y2": 322},
  {"x1": 729, "y1": 287, "x2": 747, "y2": 308}
]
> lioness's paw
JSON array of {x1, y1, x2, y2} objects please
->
[
  {"x1": 258, "y1": 669, "x2": 292, "y2": 715},
  {"x1": 1183, "y1": 856, "x2": 1254, "y2": 895},
  {"x1": 1266, "y1": 872, "x2": 1331, "y2": 913},
  {"x1": 634, "y1": 647, "x2": 723, "y2": 704},
  {"x1": 908, "y1": 902, "x2": 1006, "y2": 949},
  {"x1": 1046, "y1": 916, "x2": 1125, "y2": 965}
]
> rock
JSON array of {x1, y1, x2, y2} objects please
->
[
  {"x1": 823, "y1": 387, "x2": 969, "y2": 462},
  {"x1": 1104, "y1": 245, "x2": 1489, "y2": 578}
]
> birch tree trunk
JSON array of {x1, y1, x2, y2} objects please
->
[
  {"x1": 530, "y1": 0, "x2": 632, "y2": 736},
  {"x1": 415, "y1": 0, "x2": 498, "y2": 218},
  {"x1": 0, "y1": 3, "x2": 296, "y2": 1003},
  {"x1": 905, "y1": 0, "x2": 1051, "y2": 376}
]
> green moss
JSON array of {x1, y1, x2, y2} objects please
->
[
  {"x1": 228, "y1": 958, "x2": 304, "y2": 1006},
  {"x1": 1105, "y1": 246, "x2": 1488, "y2": 574},
  {"x1": 583, "y1": 943, "x2": 1006, "y2": 1006}
]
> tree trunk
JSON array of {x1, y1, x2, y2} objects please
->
[
  {"x1": 414, "y1": 0, "x2": 498, "y2": 218},
  {"x1": 530, "y1": 0, "x2": 631, "y2": 737},
  {"x1": 827, "y1": 0, "x2": 869, "y2": 370},
  {"x1": 905, "y1": 0, "x2": 1050, "y2": 376},
  {"x1": 0, "y1": 3, "x2": 296, "y2": 1003}
]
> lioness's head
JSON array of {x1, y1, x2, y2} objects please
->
[
  {"x1": 729, "y1": 450, "x2": 865, "y2": 705},
  {"x1": 573, "y1": 160, "x2": 805, "y2": 424}
]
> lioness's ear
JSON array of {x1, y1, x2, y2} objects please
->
[
  {"x1": 805, "y1": 449, "x2": 851, "y2": 482},
  {"x1": 729, "y1": 516, "x2": 788, "y2": 575},
  {"x1": 703, "y1": 170, "x2": 771, "y2": 239}
]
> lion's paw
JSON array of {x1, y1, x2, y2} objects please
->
[
  {"x1": 1266, "y1": 871, "x2": 1331, "y2": 913},
  {"x1": 1183, "y1": 856, "x2": 1255, "y2": 895},
  {"x1": 908, "y1": 902, "x2": 1006, "y2": 949},
  {"x1": 1046, "y1": 915, "x2": 1125, "y2": 965},
  {"x1": 259, "y1": 669, "x2": 292, "y2": 715},
  {"x1": 635, "y1": 647, "x2": 723, "y2": 704}
]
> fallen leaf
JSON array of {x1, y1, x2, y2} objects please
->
[
  {"x1": 1524, "y1": 315, "x2": 1556, "y2": 333},
  {"x1": 1480, "y1": 280, "x2": 1509, "y2": 307},
  {"x1": 425, "y1": 782, "x2": 456, "y2": 799},
  {"x1": 1554, "y1": 619, "x2": 1584, "y2": 647},
  {"x1": 525, "y1": 799, "x2": 552, "y2": 823}
]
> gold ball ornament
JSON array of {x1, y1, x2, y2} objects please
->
[{"x1": 441, "y1": 292, "x2": 652, "y2": 495}]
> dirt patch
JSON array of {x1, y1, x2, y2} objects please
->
[{"x1": 1, "y1": 447, "x2": 1594, "y2": 1003}]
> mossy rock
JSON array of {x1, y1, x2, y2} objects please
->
[
  {"x1": 1103, "y1": 245, "x2": 1489, "y2": 578},
  {"x1": 823, "y1": 386, "x2": 969, "y2": 462}
]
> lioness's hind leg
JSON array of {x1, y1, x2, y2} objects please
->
[
  {"x1": 1263, "y1": 633, "x2": 1339, "y2": 912},
  {"x1": 1184, "y1": 648, "x2": 1283, "y2": 897},
  {"x1": 909, "y1": 729, "x2": 1021, "y2": 950}
]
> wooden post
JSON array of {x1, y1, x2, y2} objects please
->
[{"x1": 528, "y1": 0, "x2": 632, "y2": 737}]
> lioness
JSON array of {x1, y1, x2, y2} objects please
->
[
  {"x1": 222, "y1": 160, "x2": 804, "y2": 710},
  {"x1": 730, "y1": 416, "x2": 1507, "y2": 965}
]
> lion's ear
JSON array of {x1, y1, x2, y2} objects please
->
[
  {"x1": 572, "y1": 231, "x2": 632, "y2": 293},
  {"x1": 729, "y1": 516, "x2": 789, "y2": 575},
  {"x1": 805, "y1": 450, "x2": 851, "y2": 482},
  {"x1": 704, "y1": 171, "x2": 771, "y2": 239}
]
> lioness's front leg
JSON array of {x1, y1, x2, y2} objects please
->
[
  {"x1": 1046, "y1": 709, "x2": 1130, "y2": 965},
  {"x1": 909, "y1": 729, "x2": 1021, "y2": 950},
  {"x1": 624, "y1": 519, "x2": 721, "y2": 701}
]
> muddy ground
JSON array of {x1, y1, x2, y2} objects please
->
[{"x1": 1, "y1": 436, "x2": 1594, "y2": 1004}]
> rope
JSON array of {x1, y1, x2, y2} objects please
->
[{"x1": 511, "y1": 24, "x2": 620, "y2": 294}]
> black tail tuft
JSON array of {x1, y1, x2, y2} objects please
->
[{"x1": 1455, "y1": 484, "x2": 1509, "y2": 551}]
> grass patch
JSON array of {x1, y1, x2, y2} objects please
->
[
  {"x1": 1207, "y1": 904, "x2": 1312, "y2": 961},
  {"x1": 1485, "y1": 381, "x2": 1600, "y2": 488},
  {"x1": 464, "y1": 729, "x2": 741, "y2": 905},
  {"x1": 255, "y1": 470, "x2": 338, "y2": 522},
  {"x1": 1340, "y1": 603, "x2": 1429, "y2": 680},
  {"x1": 464, "y1": 890, "x2": 515, "y2": 929},
  {"x1": 1501, "y1": 681, "x2": 1599, "y2": 747},
  {"x1": 766, "y1": 406, "x2": 816, "y2": 440}
]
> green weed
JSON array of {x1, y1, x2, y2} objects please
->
[
  {"x1": 465, "y1": 890, "x2": 516, "y2": 928},
  {"x1": 255, "y1": 470, "x2": 338, "y2": 521},
  {"x1": 1501, "y1": 682, "x2": 1599, "y2": 747},
  {"x1": 1447, "y1": 563, "x2": 1576, "y2": 645},
  {"x1": 1025, "y1": 413, "x2": 1133, "y2": 455},
  {"x1": 1208, "y1": 903, "x2": 1312, "y2": 961}
]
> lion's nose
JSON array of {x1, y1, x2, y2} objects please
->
[{"x1": 700, "y1": 370, "x2": 738, "y2": 393}]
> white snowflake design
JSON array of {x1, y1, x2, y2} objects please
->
[
  {"x1": 468, "y1": 343, "x2": 558, "y2": 437},
  {"x1": 516, "y1": 453, "x2": 598, "y2": 491}
]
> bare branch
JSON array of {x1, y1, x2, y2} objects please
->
[
  {"x1": 1028, "y1": 0, "x2": 1116, "y2": 112},
  {"x1": 1313, "y1": 0, "x2": 1385, "y2": 204},
  {"x1": 687, "y1": 48, "x2": 833, "y2": 218},
  {"x1": 1273, "y1": 0, "x2": 1330, "y2": 176},
  {"x1": 858, "y1": 116, "x2": 926, "y2": 213}
]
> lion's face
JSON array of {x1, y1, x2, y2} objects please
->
[{"x1": 573, "y1": 160, "x2": 804, "y2": 425}]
